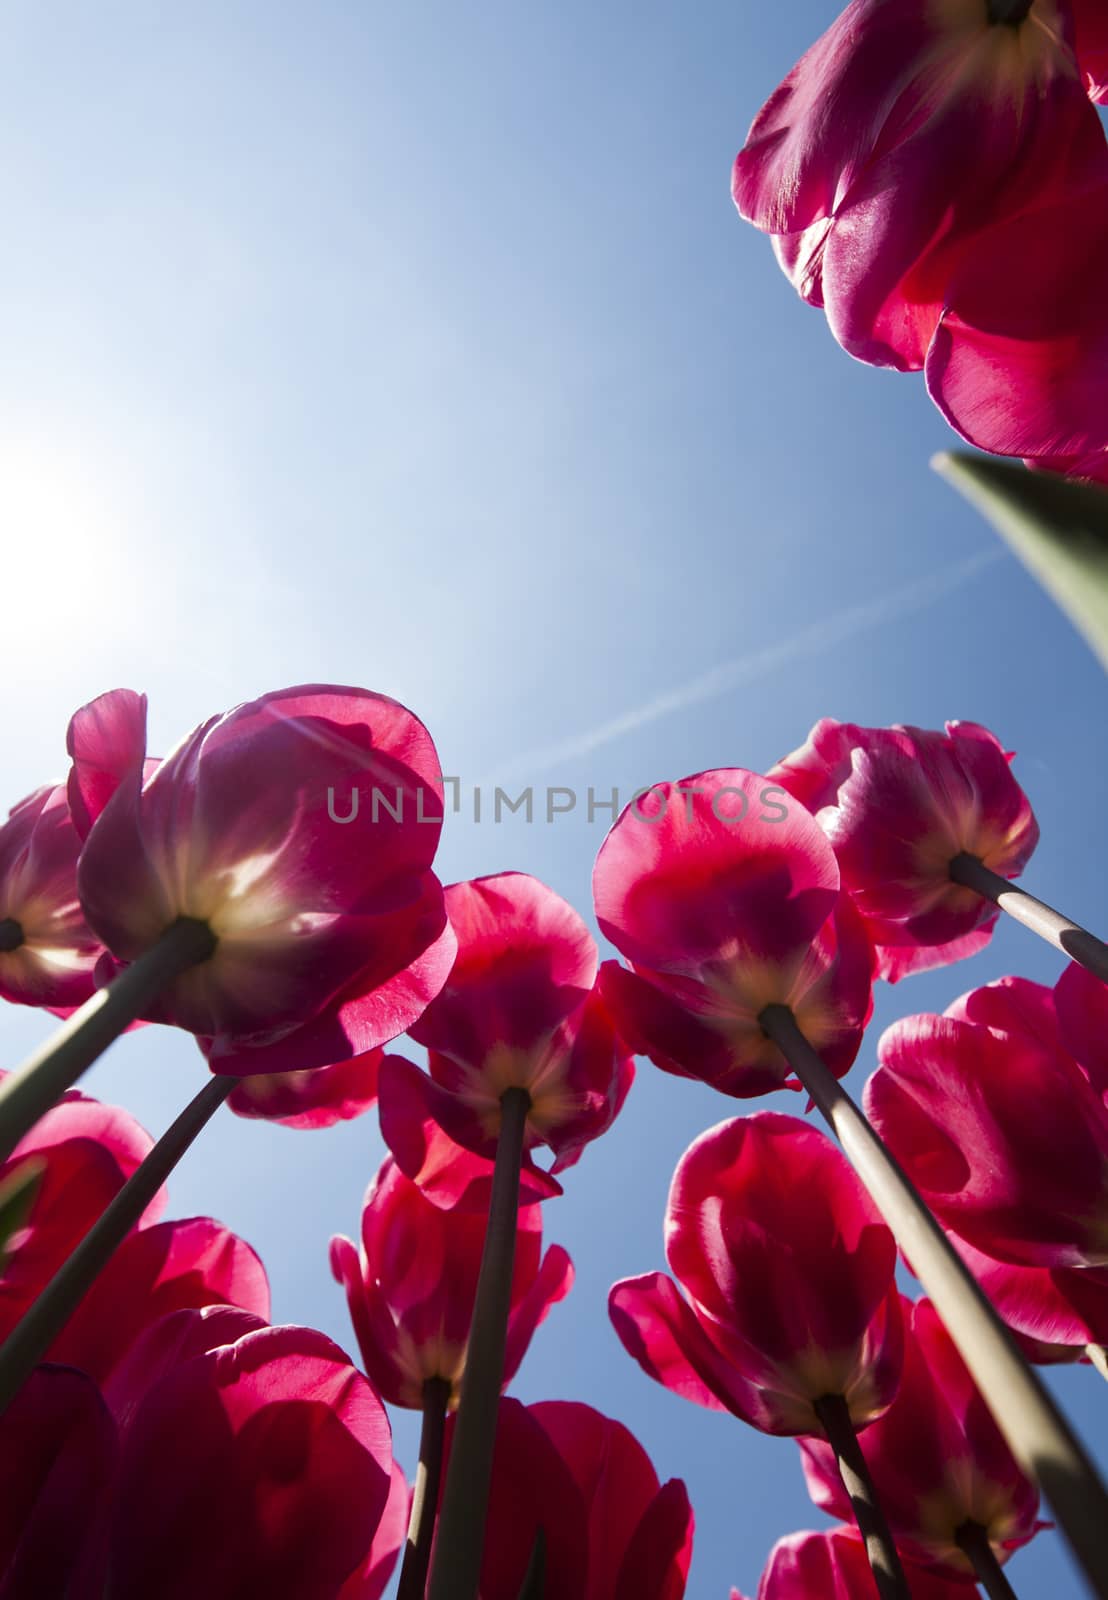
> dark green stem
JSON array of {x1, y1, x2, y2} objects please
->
[
  {"x1": 814, "y1": 1393, "x2": 910, "y2": 1599},
  {"x1": 0, "y1": 1073, "x2": 236, "y2": 1415},
  {"x1": 398, "y1": 1376, "x2": 450, "y2": 1600},
  {"x1": 956, "y1": 1522, "x2": 1020, "y2": 1600},
  {"x1": 759, "y1": 1003, "x2": 1108, "y2": 1600},
  {"x1": 426, "y1": 1086, "x2": 531, "y2": 1600},
  {"x1": 0, "y1": 917, "x2": 216, "y2": 1165},
  {"x1": 949, "y1": 853, "x2": 1108, "y2": 985}
]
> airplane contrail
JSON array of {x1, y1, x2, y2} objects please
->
[{"x1": 491, "y1": 545, "x2": 1005, "y2": 782}]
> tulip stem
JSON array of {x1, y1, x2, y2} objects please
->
[
  {"x1": 956, "y1": 1522, "x2": 1019, "y2": 1600},
  {"x1": 813, "y1": 1393, "x2": 911, "y2": 1600},
  {"x1": 1086, "y1": 1346, "x2": 1108, "y2": 1384},
  {"x1": 949, "y1": 853, "x2": 1108, "y2": 985},
  {"x1": 0, "y1": 917, "x2": 216, "y2": 1167},
  {"x1": 0, "y1": 1072, "x2": 236, "y2": 1416},
  {"x1": 398, "y1": 1376, "x2": 451, "y2": 1600},
  {"x1": 426, "y1": 1086, "x2": 531, "y2": 1600},
  {"x1": 759, "y1": 1003, "x2": 1108, "y2": 1600}
]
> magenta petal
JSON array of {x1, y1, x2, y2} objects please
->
[
  {"x1": 49, "y1": 1216, "x2": 270, "y2": 1383},
  {"x1": 503, "y1": 1244, "x2": 575, "y2": 1386},
  {"x1": 927, "y1": 179, "x2": 1108, "y2": 461},
  {"x1": 613, "y1": 1476, "x2": 695, "y2": 1600},
  {"x1": 66, "y1": 687, "x2": 149, "y2": 840},
  {"x1": 869, "y1": 1012, "x2": 1108, "y2": 1268},
  {"x1": 952, "y1": 1233, "x2": 1108, "y2": 1356},
  {"x1": 609, "y1": 1272, "x2": 758, "y2": 1423},
  {"x1": 0, "y1": 1364, "x2": 118, "y2": 1596},
  {"x1": 340, "y1": 1459, "x2": 410, "y2": 1600},
  {"x1": 409, "y1": 873, "x2": 598, "y2": 1058},
  {"x1": 462, "y1": 1399, "x2": 591, "y2": 1600},
  {"x1": 1054, "y1": 960, "x2": 1108, "y2": 1098},
  {"x1": 0, "y1": 783, "x2": 104, "y2": 1011},
  {"x1": 110, "y1": 1324, "x2": 393, "y2": 1600},
  {"x1": 377, "y1": 1053, "x2": 564, "y2": 1209},
  {"x1": 226, "y1": 1049, "x2": 383, "y2": 1129},
  {"x1": 755, "y1": 1529, "x2": 972, "y2": 1600},
  {"x1": 103, "y1": 1303, "x2": 270, "y2": 1431}
]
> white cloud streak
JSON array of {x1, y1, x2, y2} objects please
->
[{"x1": 493, "y1": 546, "x2": 1005, "y2": 781}]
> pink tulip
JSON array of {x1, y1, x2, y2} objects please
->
[
  {"x1": 733, "y1": 0, "x2": 1108, "y2": 372},
  {"x1": 451, "y1": 1397, "x2": 693, "y2": 1599},
  {"x1": 379, "y1": 874, "x2": 633, "y2": 1196},
  {"x1": 0, "y1": 1077, "x2": 269, "y2": 1381},
  {"x1": 592, "y1": 770, "x2": 873, "y2": 1097},
  {"x1": 927, "y1": 175, "x2": 1108, "y2": 470},
  {"x1": 225, "y1": 1048, "x2": 384, "y2": 1129},
  {"x1": 107, "y1": 1323, "x2": 395, "y2": 1599},
  {"x1": 0, "y1": 1364, "x2": 118, "y2": 1596},
  {"x1": 0, "y1": 1087, "x2": 160, "y2": 1336},
  {"x1": 801, "y1": 1297, "x2": 1043, "y2": 1577},
  {"x1": 330, "y1": 1153, "x2": 572, "y2": 1408},
  {"x1": 867, "y1": 994, "x2": 1108, "y2": 1268},
  {"x1": 46, "y1": 1215, "x2": 270, "y2": 1384},
  {"x1": 340, "y1": 1459, "x2": 410, "y2": 1600},
  {"x1": 610, "y1": 1114, "x2": 902, "y2": 1436},
  {"x1": 1053, "y1": 958, "x2": 1108, "y2": 1097},
  {"x1": 742, "y1": 1528, "x2": 974, "y2": 1599},
  {"x1": 67, "y1": 685, "x2": 456, "y2": 1063},
  {"x1": 770, "y1": 720, "x2": 1038, "y2": 980},
  {"x1": 0, "y1": 783, "x2": 105, "y2": 1012},
  {"x1": 102, "y1": 1303, "x2": 270, "y2": 1427},
  {"x1": 950, "y1": 1233, "x2": 1108, "y2": 1366}
]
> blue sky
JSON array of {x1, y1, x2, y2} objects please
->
[{"x1": 1, "y1": 2, "x2": 1106, "y2": 1595}]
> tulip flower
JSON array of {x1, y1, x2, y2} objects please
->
[
  {"x1": 801, "y1": 1297, "x2": 1043, "y2": 1583},
  {"x1": 343, "y1": 1460, "x2": 410, "y2": 1600},
  {"x1": 0, "y1": 1077, "x2": 271, "y2": 1418},
  {"x1": 1053, "y1": 958, "x2": 1108, "y2": 1097},
  {"x1": 68, "y1": 683, "x2": 455, "y2": 1058},
  {"x1": 770, "y1": 720, "x2": 1038, "y2": 980},
  {"x1": 738, "y1": 1529, "x2": 977, "y2": 1600},
  {"x1": 410, "y1": 874, "x2": 632, "y2": 1600},
  {"x1": 927, "y1": 173, "x2": 1108, "y2": 472},
  {"x1": 867, "y1": 995, "x2": 1108, "y2": 1269},
  {"x1": 43, "y1": 1214, "x2": 270, "y2": 1384},
  {"x1": 332, "y1": 1151, "x2": 573, "y2": 1600},
  {"x1": 592, "y1": 769, "x2": 873, "y2": 1097},
  {"x1": 0, "y1": 782, "x2": 104, "y2": 1012},
  {"x1": 611, "y1": 1114, "x2": 903, "y2": 1438},
  {"x1": 225, "y1": 1048, "x2": 384, "y2": 1129},
  {"x1": 0, "y1": 1086, "x2": 159, "y2": 1331},
  {"x1": 0, "y1": 1363, "x2": 118, "y2": 1596},
  {"x1": 733, "y1": 0, "x2": 1108, "y2": 373},
  {"x1": 950, "y1": 1233, "x2": 1108, "y2": 1369},
  {"x1": 446, "y1": 1397, "x2": 693, "y2": 1600},
  {"x1": 381, "y1": 873, "x2": 633, "y2": 1190},
  {"x1": 331, "y1": 1155, "x2": 572, "y2": 1411},
  {"x1": 107, "y1": 1323, "x2": 396, "y2": 1599}
]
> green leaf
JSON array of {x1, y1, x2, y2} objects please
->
[
  {"x1": 0, "y1": 1156, "x2": 44, "y2": 1261},
  {"x1": 516, "y1": 1526, "x2": 546, "y2": 1600},
  {"x1": 932, "y1": 452, "x2": 1108, "y2": 671}
]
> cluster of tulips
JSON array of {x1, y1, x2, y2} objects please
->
[
  {"x1": 733, "y1": 0, "x2": 1108, "y2": 481},
  {"x1": 1, "y1": 681, "x2": 1107, "y2": 1599}
]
